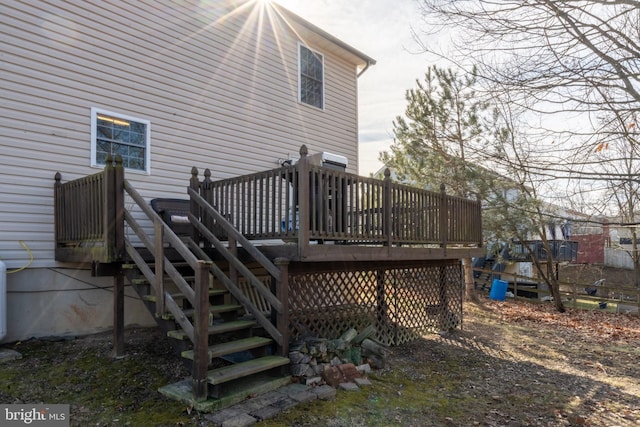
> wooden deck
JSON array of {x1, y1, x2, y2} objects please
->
[{"x1": 52, "y1": 145, "x2": 483, "y2": 403}]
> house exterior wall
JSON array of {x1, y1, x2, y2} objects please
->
[
  {"x1": 573, "y1": 234, "x2": 605, "y2": 264},
  {"x1": 3, "y1": 268, "x2": 155, "y2": 342},
  {"x1": 0, "y1": 0, "x2": 370, "y2": 341},
  {"x1": 604, "y1": 247, "x2": 634, "y2": 270}
]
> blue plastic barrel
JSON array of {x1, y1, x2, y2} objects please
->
[{"x1": 490, "y1": 279, "x2": 508, "y2": 301}]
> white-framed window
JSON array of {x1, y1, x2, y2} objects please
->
[
  {"x1": 298, "y1": 44, "x2": 324, "y2": 109},
  {"x1": 90, "y1": 108, "x2": 151, "y2": 174}
]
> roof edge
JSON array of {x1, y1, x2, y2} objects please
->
[{"x1": 271, "y1": 2, "x2": 376, "y2": 72}]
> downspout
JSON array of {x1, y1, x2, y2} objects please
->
[{"x1": 357, "y1": 60, "x2": 372, "y2": 78}]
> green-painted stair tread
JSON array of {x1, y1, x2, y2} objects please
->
[
  {"x1": 206, "y1": 355, "x2": 289, "y2": 385},
  {"x1": 161, "y1": 304, "x2": 242, "y2": 320},
  {"x1": 167, "y1": 320, "x2": 257, "y2": 340},
  {"x1": 181, "y1": 336, "x2": 273, "y2": 361},
  {"x1": 131, "y1": 275, "x2": 195, "y2": 286},
  {"x1": 143, "y1": 288, "x2": 227, "y2": 302}
]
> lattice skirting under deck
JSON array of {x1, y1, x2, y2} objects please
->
[{"x1": 287, "y1": 260, "x2": 463, "y2": 346}]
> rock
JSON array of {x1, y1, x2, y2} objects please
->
[
  {"x1": 314, "y1": 362, "x2": 327, "y2": 376},
  {"x1": 354, "y1": 377, "x2": 372, "y2": 387},
  {"x1": 312, "y1": 384, "x2": 337, "y2": 400},
  {"x1": 338, "y1": 382, "x2": 360, "y2": 391},
  {"x1": 305, "y1": 365, "x2": 316, "y2": 377},
  {"x1": 305, "y1": 376, "x2": 323, "y2": 386},
  {"x1": 339, "y1": 328, "x2": 358, "y2": 343},
  {"x1": 366, "y1": 355, "x2": 385, "y2": 369},
  {"x1": 356, "y1": 363, "x2": 372, "y2": 374},
  {"x1": 337, "y1": 363, "x2": 361, "y2": 382},
  {"x1": 289, "y1": 351, "x2": 305, "y2": 364},
  {"x1": 353, "y1": 325, "x2": 377, "y2": 344},
  {"x1": 321, "y1": 365, "x2": 343, "y2": 388},
  {"x1": 291, "y1": 364, "x2": 309, "y2": 377}
]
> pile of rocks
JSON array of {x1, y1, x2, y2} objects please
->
[{"x1": 288, "y1": 326, "x2": 389, "y2": 388}]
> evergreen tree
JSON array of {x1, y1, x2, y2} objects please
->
[{"x1": 380, "y1": 65, "x2": 492, "y2": 199}]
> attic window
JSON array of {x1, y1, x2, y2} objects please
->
[
  {"x1": 299, "y1": 44, "x2": 324, "y2": 109},
  {"x1": 90, "y1": 108, "x2": 150, "y2": 174}
]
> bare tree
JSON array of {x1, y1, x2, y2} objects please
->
[
  {"x1": 416, "y1": 1, "x2": 640, "y2": 116},
  {"x1": 591, "y1": 111, "x2": 640, "y2": 286},
  {"x1": 414, "y1": 0, "x2": 640, "y2": 294}
]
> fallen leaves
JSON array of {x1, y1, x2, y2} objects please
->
[{"x1": 488, "y1": 300, "x2": 640, "y2": 345}]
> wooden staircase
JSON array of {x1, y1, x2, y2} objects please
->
[
  {"x1": 121, "y1": 182, "x2": 290, "y2": 411},
  {"x1": 125, "y1": 253, "x2": 289, "y2": 410}
]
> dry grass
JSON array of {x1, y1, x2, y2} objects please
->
[{"x1": 1, "y1": 298, "x2": 639, "y2": 426}]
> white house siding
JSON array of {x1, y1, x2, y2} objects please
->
[
  {"x1": 0, "y1": 0, "x2": 369, "y2": 340},
  {"x1": 604, "y1": 247, "x2": 634, "y2": 270}
]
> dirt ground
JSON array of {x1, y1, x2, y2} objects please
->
[
  {"x1": 558, "y1": 264, "x2": 637, "y2": 289},
  {"x1": 1, "y1": 267, "x2": 639, "y2": 426}
]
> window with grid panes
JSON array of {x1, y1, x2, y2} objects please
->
[
  {"x1": 299, "y1": 44, "x2": 324, "y2": 109},
  {"x1": 91, "y1": 108, "x2": 150, "y2": 173}
]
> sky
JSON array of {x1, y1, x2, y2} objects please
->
[{"x1": 274, "y1": 0, "x2": 433, "y2": 176}]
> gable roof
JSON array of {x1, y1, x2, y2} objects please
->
[{"x1": 271, "y1": 2, "x2": 376, "y2": 75}]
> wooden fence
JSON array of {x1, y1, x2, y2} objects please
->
[{"x1": 475, "y1": 268, "x2": 640, "y2": 313}]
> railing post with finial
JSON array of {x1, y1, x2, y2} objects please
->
[
  {"x1": 104, "y1": 154, "x2": 116, "y2": 262},
  {"x1": 297, "y1": 145, "x2": 310, "y2": 257},
  {"x1": 190, "y1": 167, "x2": 200, "y2": 245},
  {"x1": 113, "y1": 155, "x2": 125, "y2": 260},
  {"x1": 202, "y1": 168, "x2": 213, "y2": 248}
]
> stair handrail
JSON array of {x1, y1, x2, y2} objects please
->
[
  {"x1": 188, "y1": 188, "x2": 285, "y2": 346},
  {"x1": 122, "y1": 180, "x2": 203, "y2": 335},
  {"x1": 188, "y1": 188, "x2": 280, "y2": 281},
  {"x1": 124, "y1": 181, "x2": 199, "y2": 266},
  {"x1": 186, "y1": 239, "x2": 283, "y2": 347},
  {"x1": 188, "y1": 188, "x2": 284, "y2": 340}
]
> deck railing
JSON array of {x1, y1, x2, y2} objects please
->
[
  {"x1": 54, "y1": 147, "x2": 483, "y2": 263},
  {"x1": 191, "y1": 145, "x2": 483, "y2": 249},
  {"x1": 54, "y1": 155, "x2": 124, "y2": 263},
  {"x1": 508, "y1": 240, "x2": 579, "y2": 262}
]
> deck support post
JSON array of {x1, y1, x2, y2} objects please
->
[
  {"x1": 275, "y1": 258, "x2": 290, "y2": 357},
  {"x1": 109, "y1": 156, "x2": 126, "y2": 359},
  {"x1": 113, "y1": 270, "x2": 125, "y2": 358},
  {"x1": 193, "y1": 260, "x2": 211, "y2": 402}
]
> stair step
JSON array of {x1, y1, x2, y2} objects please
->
[
  {"x1": 143, "y1": 288, "x2": 227, "y2": 303},
  {"x1": 123, "y1": 261, "x2": 193, "y2": 271},
  {"x1": 162, "y1": 304, "x2": 242, "y2": 320},
  {"x1": 167, "y1": 320, "x2": 257, "y2": 340},
  {"x1": 131, "y1": 275, "x2": 195, "y2": 286},
  {"x1": 181, "y1": 336, "x2": 273, "y2": 361},
  {"x1": 159, "y1": 375, "x2": 292, "y2": 413},
  {"x1": 207, "y1": 355, "x2": 289, "y2": 386}
]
